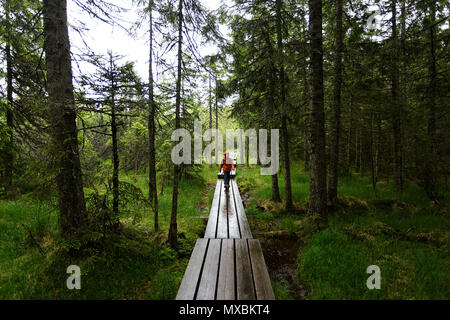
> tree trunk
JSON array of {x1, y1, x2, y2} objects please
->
[
  {"x1": 370, "y1": 110, "x2": 377, "y2": 190},
  {"x1": 276, "y1": 0, "x2": 293, "y2": 211},
  {"x1": 111, "y1": 98, "x2": 119, "y2": 218},
  {"x1": 400, "y1": 0, "x2": 407, "y2": 179},
  {"x1": 424, "y1": 0, "x2": 438, "y2": 201},
  {"x1": 215, "y1": 77, "x2": 218, "y2": 130},
  {"x1": 208, "y1": 75, "x2": 212, "y2": 167},
  {"x1": 376, "y1": 112, "x2": 381, "y2": 180},
  {"x1": 169, "y1": 0, "x2": 183, "y2": 248},
  {"x1": 272, "y1": 174, "x2": 281, "y2": 202},
  {"x1": 391, "y1": 0, "x2": 403, "y2": 193},
  {"x1": 346, "y1": 93, "x2": 353, "y2": 176},
  {"x1": 360, "y1": 130, "x2": 363, "y2": 172},
  {"x1": 262, "y1": 25, "x2": 282, "y2": 203},
  {"x1": 355, "y1": 126, "x2": 360, "y2": 173},
  {"x1": 3, "y1": 0, "x2": 14, "y2": 190},
  {"x1": 109, "y1": 54, "x2": 119, "y2": 225},
  {"x1": 256, "y1": 130, "x2": 261, "y2": 166},
  {"x1": 215, "y1": 77, "x2": 219, "y2": 163},
  {"x1": 209, "y1": 76, "x2": 212, "y2": 130},
  {"x1": 269, "y1": 128, "x2": 281, "y2": 202},
  {"x1": 148, "y1": 2, "x2": 158, "y2": 232},
  {"x1": 307, "y1": 0, "x2": 327, "y2": 217},
  {"x1": 43, "y1": 0, "x2": 87, "y2": 235},
  {"x1": 328, "y1": 0, "x2": 343, "y2": 203},
  {"x1": 303, "y1": 69, "x2": 309, "y2": 172},
  {"x1": 245, "y1": 135, "x2": 249, "y2": 167}
]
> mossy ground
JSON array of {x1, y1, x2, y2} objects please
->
[{"x1": 0, "y1": 163, "x2": 448, "y2": 299}]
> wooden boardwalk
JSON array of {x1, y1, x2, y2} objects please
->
[{"x1": 176, "y1": 179, "x2": 274, "y2": 300}]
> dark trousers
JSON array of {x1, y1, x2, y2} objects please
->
[{"x1": 224, "y1": 171, "x2": 231, "y2": 188}]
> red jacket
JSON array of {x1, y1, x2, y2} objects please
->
[{"x1": 220, "y1": 157, "x2": 235, "y2": 172}]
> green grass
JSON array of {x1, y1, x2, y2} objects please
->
[
  {"x1": 120, "y1": 172, "x2": 207, "y2": 238},
  {"x1": 272, "y1": 279, "x2": 296, "y2": 300},
  {"x1": 234, "y1": 162, "x2": 450, "y2": 300},
  {"x1": 0, "y1": 198, "x2": 185, "y2": 299},
  {"x1": 0, "y1": 165, "x2": 217, "y2": 299},
  {"x1": 297, "y1": 222, "x2": 449, "y2": 299},
  {"x1": 0, "y1": 200, "x2": 57, "y2": 299}
]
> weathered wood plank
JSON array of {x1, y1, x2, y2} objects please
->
[
  {"x1": 216, "y1": 239, "x2": 235, "y2": 300},
  {"x1": 196, "y1": 239, "x2": 221, "y2": 300},
  {"x1": 204, "y1": 180, "x2": 222, "y2": 238},
  {"x1": 231, "y1": 180, "x2": 253, "y2": 239},
  {"x1": 235, "y1": 239, "x2": 256, "y2": 300},
  {"x1": 216, "y1": 183, "x2": 228, "y2": 238},
  {"x1": 228, "y1": 189, "x2": 241, "y2": 238},
  {"x1": 177, "y1": 179, "x2": 273, "y2": 301},
  {"x1": 176, "y1": 238, "x2": 208, "y2": 300},
  {"x1": 248, "y1": 239, "x2": 275, "y2": 300}
]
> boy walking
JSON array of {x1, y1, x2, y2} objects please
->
[{"x1": 219, "y1": 152, "x2": 235, "y2": 190}]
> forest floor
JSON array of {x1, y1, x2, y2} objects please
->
[
  {"x1": 239, "y1": 163, "x2": 450, "y2": 299},
  {"x1": 0, "y1": 163, "x2": 449, "y2": 299}
]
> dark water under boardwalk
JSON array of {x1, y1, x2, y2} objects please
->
[{"x1": 260, "y1": 237, "x2": 308, "y2": 300}]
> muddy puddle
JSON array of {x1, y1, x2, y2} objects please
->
[{"x1": 260, "y1": 237, "x2": 308, "y2": 299}]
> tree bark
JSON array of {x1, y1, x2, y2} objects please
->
[
  {"x1": 169, "y1": 0, "x2": 183, "y2": 248},
  {"x1": 147, "y1": 1, "x2": 158, "y2": 232},
  {"x1": 307, "y1": 0, "x2": 327, "y2": 217},
  {"x1": 271, "y1": 174, "x2": 281, "y2": 202},
  {"x1": 269, "y1": 128, "x2": 281, "y2": 202},
  {"x1": 43, "y1": 0, "x2": 87, "y2": 235},
  {"x1": 328, "y1": 0, "x2": 343, "y2": 203}
]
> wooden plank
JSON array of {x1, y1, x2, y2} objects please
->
[
  {"x1": 235, "y1": 239, "x2": 256, "y2": 300},
  {"x1": 196, "y1": 239, "x2": 221, "y2": 300},
  {"x1": 216, "y1": 239, "x2": 235, "y2": 300},
  {"x1": 176, "y1": 238, "x2": 208, "y2": 300},
  {"x1": 204, "y1": 180, "x2": 222, "y2": 238},
  {"x1": 248, "y1": 239, "x2": 275, "y2": 300},
  {"x1": 231, "y1": 180, "x2": 253, "y2": 239},
  {"x1": 228, "y1": 190, "x2": 241, "y2": 238},
  {"x1": 216, "y1": 183, "x2": 228, "y2": 238}
]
